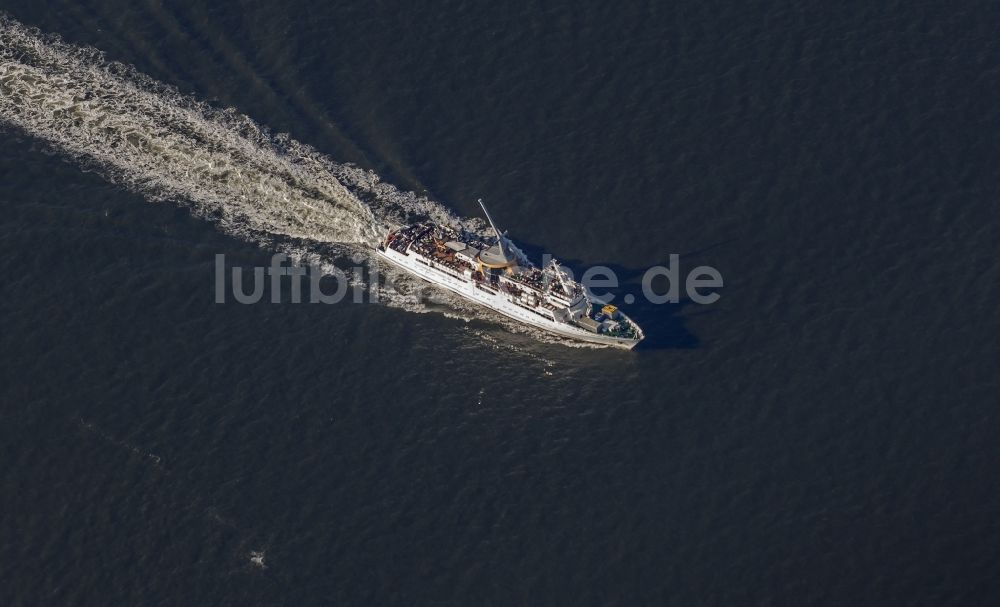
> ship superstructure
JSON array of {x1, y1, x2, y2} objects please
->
[{"x1": 375, "y1": 200, "x2": 643, "y2": 348}]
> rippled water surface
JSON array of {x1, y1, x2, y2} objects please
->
[{"x1": 1, "y1": 2, "x2": 998, "y2": 605}]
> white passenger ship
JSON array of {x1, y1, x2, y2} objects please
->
[{"x1": 375, "y1": 201, "x2": 643, "y2": 349}]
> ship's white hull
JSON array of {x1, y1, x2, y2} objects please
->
[{"x1": 376, "y1": 246, "x2": 640, "y2": 349}]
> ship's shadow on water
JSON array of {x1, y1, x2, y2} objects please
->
[
  {"x1": 624, "y1": 296, "x2": 702, "y2": 351},
  {"x1": 509, "y1": 239, "x2": 707, "y2": 351}
]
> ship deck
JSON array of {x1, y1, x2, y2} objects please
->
[{"x1": 380, "y1": 222, "x2": 643, "y2": 346}]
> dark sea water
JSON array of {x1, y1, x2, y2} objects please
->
[{"x1": 2, "y1": 1, "x2": 999, "y2": 605}]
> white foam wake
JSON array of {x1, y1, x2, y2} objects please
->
[{"x1": 0, "y1": 15, "x2": 472, "y2": 247}]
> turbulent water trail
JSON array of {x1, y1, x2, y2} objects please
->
[
  {"x1": 0, "y1": 15, "x2": 465, "y2": 249},
  {"x1": 0, "y1": 15, "x2": 595, "y2": 348}
]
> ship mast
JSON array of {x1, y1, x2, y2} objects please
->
[
  {"x1": 549, "y1": 258, "x2": 575, "y2": 296},
  {"x1": 478, "y1": 198, "x2": 509, "y2": 263}
]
